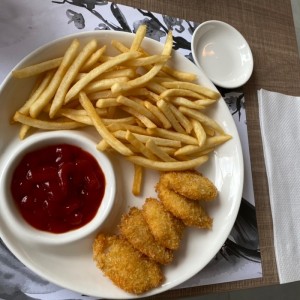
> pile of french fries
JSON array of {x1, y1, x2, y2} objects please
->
[{"x1": 11, "y1": 25, "x2": 231, "y2": 195}]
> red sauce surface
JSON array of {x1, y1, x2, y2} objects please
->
[{"x1": 10, "y1": 144, "x2": 106, "y2": 233}]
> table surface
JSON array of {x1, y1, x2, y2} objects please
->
[{"x1": 111, "y1": 0, "x2": 300, "y2": 298}]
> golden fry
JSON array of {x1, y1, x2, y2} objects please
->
[
  {"x1": 121, "y1": 106, "x2": 157, "y2": 129},
  {"x1": 191, "y1": 119, "x2": 207, "y2": 147},
  {"x1": 170, "y1": 97, "x2": 206, "y2": 110},
  {"x1": 159, "y1": 88, "x2": 206, "y2": 100},
  {"x1": 143, "y1": 101, "x2": 171, "y2": 129},
  {"x1": 146, "y1": 81, "x2": 166, "y2": 95},
  {"x1": 111, "y1": 39, "x2": 130, "y2": 53},
  {"x1": 66, "y1": 51, "x2": 141, "y2": 102},
  {"x1": 194, "y1": 99, "x2": 217, "y2": 106},
  {"x1": 117, "y1": 95, "x2": 159, "y2": 124},
  {"x1": 127, "y1": 155, "x2": 209, "y2": 171},
  {"x1": 85, "y1": 77, "x2": 129, "y2": 94},
  {"x1": 132, "y1": 164, "x2": 143, "y2": 196},
  {"x1": 79, "y1": 92, "x2": 133, "y2": 156},
  {"x1": 80, "y1": 45, "x2": 106, "y2": 72},
  {"x1": 96, "y1": 97, "x2": 119, "y2": 108},
  {"x1": 18, "y1": 70, "x2": 55, "y2": 115},
  {"x1": 87, "y1": 88, "x2": 149, "y2": 101},
  {"x1": 60, "y1": 107, "x2": 107, "y2": 116},
  {"x1": 61, "y1": 113, "x2": 92, "y2": 125},
  {"x1": 13, "y1": 112, "x2": 84, "y2": 130},
  {"x1": 124, "y1": 55, "x2": 170, "y2": 67},
  {"x1": 12, "y1": 57, "x2": 63, "y2": 78},
  {"x1": 113, "y1": 130, "x2": 181, "y2": 148},
  {"x1": 130, "y1": 24, "x2": 147, "y2": 51},
  {"x1": 147, "y1": 127, "x2": 198, "y2": 145},
  {"x1": 174, "y1": 135, "x2": 232, "y2": 156},
  {"x1": 50, "y1": 39, "x2": 98, "y2": 118},
  {"x1": 126, "y1": 130, "x2": 157, "y2": 160},
  {"x1": 169, "y1": 103, "x2": 193, "y2": 134},
  {"x1": 161, "y1": 65, "x2": 197, "y2": 82},
  {"x1": 30, "y1": 39, "x2": 80, "y2": 118},
  {"x1": 179, "y1": 106, "x2": 225, "y2": 134},
  {"x1": 161, "y1": 81, "x2": 220, "y2": 100},
  {"x1": 156, "y1": 100, "x2": 185, "y2": 133},
  {"x1": 145, "y1": 139, "x2": 176, "y2": 162},
  {"x1": 107, "y1": 123, "x2": 148, "y2": 135},
  {"x1": 100, "y1": 68, "x2": 136, "y2": 79},
  {"x1": 101, "y1": 116, "x2": 136, "y2": 125},
  {"x1": 18, "y1": 124, "x2": 31, "y2": 140},
  {"x1": 111, "y1": 31, "x2": 173, "y2": 95},
  {"x1": 96, "y1": 139, "x2": 110, "y2": 151}
]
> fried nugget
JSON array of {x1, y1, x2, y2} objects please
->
[
  {"x1": 119, "y1": 207, "x2": 173, "y2": 264},
  {"x1": 160, "y1": 170, "x2": 218, "y2": 201},
  {"x1": 93, "y1": 233, "x2": 164, "y2": 295},
  {"x1": 142, "y1": 198, "x2": 185, "y2": 250},
  {"x1": 156, "y1": 181, "x2": 213, "y2": 229}
]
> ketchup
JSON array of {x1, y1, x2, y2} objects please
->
[{"x1": 10, "y1": 144, "x2": 106, "y2": 233}]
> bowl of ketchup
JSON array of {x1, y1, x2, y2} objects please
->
[{"x1": 0, "y1": 130, "x2": 116, "y2": 245}]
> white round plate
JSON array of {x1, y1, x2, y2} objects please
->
[
  {"x1": 0, "y1": 31, "x2": 243, "y2": 299},
  {"x1": 191, "y1": 20, "x2": 253, "y2": 89}
]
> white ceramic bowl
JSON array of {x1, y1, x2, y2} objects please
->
[
  {"x1": 191, "y1": 20, "x2": 253, "y2": 88},
  {"x1": 0, "y1": 130, "x2": 116, "y2": 245}
]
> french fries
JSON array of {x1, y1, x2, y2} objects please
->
[
  {"x1": 30, "y1": 39, "x2": 80, "y2": 118},
  {"x1": 13, "y1": 111, "x2": 85, "y2": 130},
  {"x1": 126, "y1": 130, "x2": 157, "y2": 160},
  {"x1": 11, "y1": 27, "x2": 231, "y2": 195},
  {"x1": 50, "y1": 39, "x2": 98, "y2": 118},
  {"x1": 161, "y1": 81, "x2": 220, "y2": 100},
  {"x1": 111, "y1": 31, "x2": 173, "y2": 95},
  {"x1": 127, "y1": 155, "x2": 209, "y2": 171},
  {"x1": 79, "y1": 92, "x2": 133, "y2": 156},
  {"x1": 12, "y1": 57, "x2": 63, "y2": 78},
  {"x1": 191, "y1": 119, "x2": 207, "y2": 147},
  {"x1": 145, "y1": 139, "x2": 176, "y2": 162},
  {"x1": 65, "y1": 51, "x2": 141, "y2": 102},
  {"x1": 156, "y1": 100, "x2": 185, "y2": 133},
  {"x1": 132, "y1": 164, "x2": 143, "y2": 196}
]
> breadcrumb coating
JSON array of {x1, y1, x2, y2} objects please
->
[
  {"x1": 156, "y1": 180, "x2": 213, "y2": 229},
  {"x1": 93, "y1": 233, "x2": 164, "y2": 295},
  {"x1": 160, "y1": 170, "x2": 218, "y2": 201},
  {"x1": 93, "y1": 170, "x2": 217, "y2": 294},
  {"x1": 142, "y1": 198, "x2": 185, "y2": 250},
  {"x1": 119, "y1": 207, "x2": 174, "y2": 264}
]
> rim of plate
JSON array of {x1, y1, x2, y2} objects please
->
[{"x1": 0, "y1": 30, "x2": 244, "y2": 299}]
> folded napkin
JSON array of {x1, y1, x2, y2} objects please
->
[{"x1": 258, "y1": 89, "x2": 300, "y2": 284}]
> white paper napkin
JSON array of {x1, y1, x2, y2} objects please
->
[{"x1": 258, "y1": 88, "x2": 300, "y2": 284}]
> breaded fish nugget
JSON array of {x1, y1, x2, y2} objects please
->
[
  {"x1": 156, "y1": 181, "x2": 213, "y2": 229},
  {"x1": 160, "y1": 170, "x2": 218, "y2": 201},
  {"x1": 119, "y1": 207, "x2": 173, "y2": 264},
  {"x1": 93, "y1": 233, "x2": 164, "y2": 295},
  {"x1": 142, "y1": 198, "x2": 185, "y2": 250}
]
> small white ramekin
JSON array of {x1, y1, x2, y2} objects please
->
[
  {"x1": 0, "y1": 131, "x2": 115, "y2": 245},
  {"x1": 191, "y1": 20, "x2": 253, "y2": 88}
]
